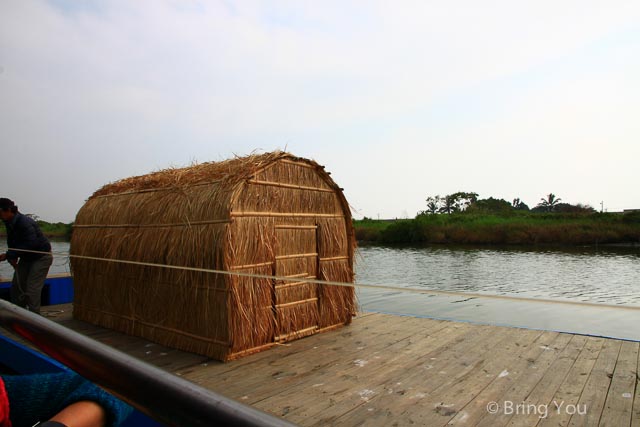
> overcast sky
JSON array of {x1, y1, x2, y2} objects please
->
[{"x1": 1, "y1": 1, "x2": 639, "y2": 222}]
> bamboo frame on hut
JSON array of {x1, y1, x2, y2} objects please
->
[{"x1": 70, "y1": 151, "x2": 356, "y2": 361}]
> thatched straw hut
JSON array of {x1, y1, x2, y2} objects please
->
[{"x1": 70, "y1": 151, "x2": 356, "y2": 361}]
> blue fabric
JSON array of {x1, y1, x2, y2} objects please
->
[
  {"x1": 3, "y1": 213, "x2": 51, "y2": 262},
  {"x1": 2, "y1": 372, "x2": 132, "y2": 427}
]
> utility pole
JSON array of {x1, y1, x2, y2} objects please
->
[{"x1": 600, "y1": 201, "x2": 604, "y2": 213}]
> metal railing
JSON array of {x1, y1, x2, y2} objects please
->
[{"x1": 0, "y1": 299, "x2": 297, "y2": 427}]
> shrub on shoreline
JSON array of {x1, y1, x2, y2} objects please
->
[{"x1": 355, "y1": 212, "x2": 640, "y2": 246}]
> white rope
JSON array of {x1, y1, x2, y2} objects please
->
[{"x1": 2, "y1": 247, "x2": 640, "y2": 311}]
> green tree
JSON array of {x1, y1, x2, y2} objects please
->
[
  {"x1": 439, "y1": 194, "x2": 457, "y2": 214},
  {"x1": 467, "y1": 197, "x2": 513, "y2": 214},
  {"x1": 439, "y1": 192, "x2": 478, "y2": 214},
  {"x1": 536, "y1": 193, "x2": 562, "y2": 212},
  {"x1": 554, "y1": 203, "x2": 596, "y2": 214},
  {"x1": 512, "y1": 198, "x2": 529, "y2": 211},
  {"x1": 425, "y1": 195, "x2": 441, "y2": 214}
]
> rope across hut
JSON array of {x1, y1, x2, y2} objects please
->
[{"x1": 70, "y1": 152, "x2": 356, "y2": 361}]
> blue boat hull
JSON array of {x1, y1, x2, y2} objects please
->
[{"x1": 0, "y1": 274, "x2": 74, "y2": 305}]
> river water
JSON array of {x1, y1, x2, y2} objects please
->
[
  {"x1": 355, "y1": 244, "x2": 640, "y2": 341},
  {"x1": 2, "y1": 241, "x2": 639, "y2": 340}
]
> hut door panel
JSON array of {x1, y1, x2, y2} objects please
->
[{"x1": 274, "y1": 225, "x2": 319, "y2": 342}]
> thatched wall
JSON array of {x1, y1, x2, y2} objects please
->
[{"x1": 71, "y1": 152, "x2": 355, "y2": 361}]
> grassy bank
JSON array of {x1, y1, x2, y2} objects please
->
[
  {"x1": 355, "y1": 211, "x2": 640, "y2": 245},
  {"x1": 0, "y1": 221, "x2": 73, "y2": 240}
]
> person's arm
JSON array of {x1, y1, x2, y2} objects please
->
[
  {"x1": 47, "y1": 400, "x2": 107, "y2": 427},
  {"x1": 60, "y1": 376, "x2": 133, "y2": 427},
  {"x1": 4, "y1": 372, "x2": 132, "y2": 427}
]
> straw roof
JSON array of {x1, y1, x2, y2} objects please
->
[{"x1": 90, "y1": 151, "x2": 328, "y2": 198}]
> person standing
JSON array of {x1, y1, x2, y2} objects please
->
[{"x1": 0, "y1": 198, "x2": 52, "y2": 314}]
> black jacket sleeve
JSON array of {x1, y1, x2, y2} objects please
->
[{"x1": 5, "y1": 214, "x2": 51, "y2": 261}]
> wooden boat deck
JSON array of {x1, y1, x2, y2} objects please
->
[{"x1": 18, "y1": 304, "x2": 640, "y2": 426}]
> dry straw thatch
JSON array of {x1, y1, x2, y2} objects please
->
[{"x1": 70, "y1": 151, "x2": 356, "y2": 361}]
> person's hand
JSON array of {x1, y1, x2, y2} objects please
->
[
  {"x1": 8, "y1": 258, "x2": 17, "y2": 267},
  {"x1": 0, "y1": 253, "x2": 5, "y2": 262}
]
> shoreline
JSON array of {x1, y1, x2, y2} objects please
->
[
  {"x1": 356, "y1": 239, "x2": 640, "y2": 249},
  {"x1": 354, "y1": 213, "x2": 640, "y2": 246},
  {"x1": 0, "y1": 234, "x2": 70, "y2": 241}
]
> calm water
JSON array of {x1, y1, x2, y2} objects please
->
[
  {"x1": 355, "y1": 244, "x2": 640, "y2": 340},
  {"x1": 3, "y1": 241, "x2": 639, "y2": 340},
  {"x1": 355, "y1": 245, "x2": 640, "y2": 306}
]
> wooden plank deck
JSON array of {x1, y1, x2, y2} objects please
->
[{"x1": 17, "y1": 304, "x2": 640, "y2": 426}]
